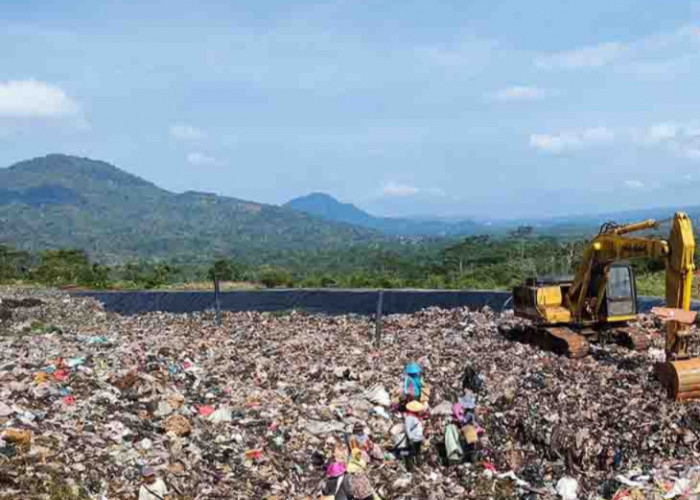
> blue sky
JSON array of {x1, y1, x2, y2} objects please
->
[{"x1": 1, "y1": 0, "x2": 700, "y2": 219}]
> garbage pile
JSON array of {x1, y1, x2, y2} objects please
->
[{"x1": 2, "y1": 287, "x2": 700, "y2": 499}]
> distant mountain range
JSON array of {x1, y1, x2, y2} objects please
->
[
  {"x1": 285, "y1": 192, "x2": 485, "y2": 236},
  {"x1": 0, "y1": 155, "x2": 380, "y2": 262},
  {"x1": 2, "y1": 154, "x2": 698, "y2": 264}
]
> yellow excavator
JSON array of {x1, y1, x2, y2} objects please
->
[{"x1": 512, "y1": 212, "x2": 700, "y2": 400}]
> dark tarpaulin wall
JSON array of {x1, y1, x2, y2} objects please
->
[{"x1": 71, "y1": 289, "x2": 695, "y2": 316}]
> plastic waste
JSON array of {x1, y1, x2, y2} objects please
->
[
  {"x1": 1, "y1": 429, "x2": 31, "y2": 446},
  {"x1": 0, "y1": 401, "x2": 13, "y2": 417},
  {"x1": 556, "y1": 476, "x2": 579, "y2": 500},
  {"x1": 365, "y1": 384, "x2": 391, "y2": 407},
  {"x1": 305, "y1": 420, "x2": 345, "y2": 436},
  {"x1": 67, "y1": 357, "x2": 86, "y2": 368},
  {"x1": 163, "y1": 414, "x2": 191, "y2": 436},
  {"x1": 198, "y1": 405, "x2": 215, "y2": 417},
  {"x1": 209, "y1": 407, "x2": 232, "y2": 423},
  {"x1": 370, "y1": 406, "x2": 391, "y2": 420}
]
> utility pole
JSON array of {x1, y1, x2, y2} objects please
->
[
  {"x1": 374, "y1": 290, "x2": 384, "y2": 347},
  {"x1": 214, "y1": 276, "x2": 222, "y2": 326}
]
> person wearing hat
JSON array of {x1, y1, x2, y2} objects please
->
[
  {"x1": 347, "y1": 448, "x2": 378, "y2": 500},
  {"x1": 321, "y1": 462, "x2": 354, "y2": 500},
  {"x1": 453, "y1": 399, "x2": 480, "y2": 463},
  {"x1": 348, "y1": 422, "x2": 379, "y2": 461},
  {"x1": 138, "y1": 467, "x2": 169, "y2": 500},
  {"x1": 403, "y1": 400, "x2": 426, "y2": 471}
]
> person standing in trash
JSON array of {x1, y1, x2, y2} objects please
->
[
  {"x1": 348, "y1": 422, "x2": 383, "y2": 461},
  {"x1": 399, "y1": 362, "x2": 424, "y2": 410},
  {"x1": 461, "y1": 365, "x2": 485, "y2": 401},
  {"x1": 390, "y1": 421, "x2": 412, "y2": 468},
  {"x1": 138, "y1": 467, "x2": 169, "y2": 500},
  {"x1": 443, "y1": 403, "x2": 466, "y2": 466},
  {"x1": 454, "y1": 397, "x2": 481, "y2": 463},
  {"x1": 347, "y1": 448, "x2": 379, "y2": 500},
  {"x1": 403, "y1": 400, "x2": 427, "y2": 471},
  {"x1": 321, "y1": 462, "x2": 354, "y2": 500}
]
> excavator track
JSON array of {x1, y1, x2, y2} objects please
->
[
  {"x1": 503, "y1": 325, "x2": 589, "y2": 358},
  {"x1": 612, "y1": 326, "x2": 649, "y2": 351},
  {"x1": 543, "y1": 327, "x2": 590, "y2": 358}
]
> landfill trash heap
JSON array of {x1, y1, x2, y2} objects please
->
[{"x1": 2, "y1": 287, "x2": 700, "y2": 499}]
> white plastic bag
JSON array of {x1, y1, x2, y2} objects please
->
[
  {"x1": 365, "y1": 385, "x2": 391, "y2": 407},
  {"x1": 555, "y1": 476, "x2": 578, "y2": 500}
]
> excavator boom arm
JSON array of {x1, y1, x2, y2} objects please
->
[
  {"x1": 664, "y1": 213, "x2": 695, "y2": 357},
  {"x1": 568, "y1": 233, "x2": 669, "y2": 320}
]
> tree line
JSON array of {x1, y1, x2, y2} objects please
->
[{"x1": 0, "y1": 228, "x2": 680, "y2": 292}]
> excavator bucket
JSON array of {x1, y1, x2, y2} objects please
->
[
  {"x1": 666, "y1": 358, "x2": 700, "y2": 401},
  {"x1": 650, "y1": 307, "x2": 700, "y2": 400},
  {"x1": 651, "y1": 307, "x2": 697, "y2": 325}
]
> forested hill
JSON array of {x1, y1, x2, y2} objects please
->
[
  {"x1": 285, "y1": 192, "x2": 484, "y2": 236},
  {"x1": 0, "y1": 154, "x2": 381, "y2": 262}
]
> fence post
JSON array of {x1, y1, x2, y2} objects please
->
[
  {"x1": 374, "y1": 289, "x2": 384, "y2": 346},
  {"x1": 214, "y1": 277, "x2": 222, "y2": 326}
]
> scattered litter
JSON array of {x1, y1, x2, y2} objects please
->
[
  {"x1": 1, "y1": 287, "x2": 700, "y2": 498},
  {"x1": 556, "y1": 476, "x2": 578, "y2": 500}
]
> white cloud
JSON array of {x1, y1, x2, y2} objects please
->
[
  {"x1": 529, "y1": 127, "x2": 615, "y2": 153},
  {"x1": 684, "y1": 148, "x2": 700, "y2": 160},
  {"x1": 382, "y1": 181, "x2": 419, "y2": 197},
  {"x1": 529, "y1": 133, "x2": 580, "y2": 153},
  {"x1": 425, "y1": 187, "x2": 446, "y2": 197},
  {"x1": 624, "y1": 180, "x2": 645, "y2": 189},
  {"x1": 535, "y1": 25, "x2": 700, "y2": 73},
  {"x1": 581, "y1": 127, "x2": 615, "y2": 143},
  {"x1": 416, "y1": 38, "x2": 498, "y2": 70},
  {"x1": 532, "y1": 121, "x2": 700, "y2": 160},
  {"x1": 186, "y1": 152, "x2": 221, "y2": 167},
  {"x1": 632, "y1": 122, "x2": 700, "y2": 160},
  {"x1": 644, "y1": 122, "x2": 678, "y2": 144},
  {"x1": 535, "y1": 42, "x2": 627, "y2": 69},
  {"x1": 0, "y1": 79, "x2": 79, "y2": 117},
  {"x1": 489, "y1": 86, "x2": 546, "y2": 102},
  {"x1": 170, "y1": 123, "x2": 207, "y2": 141}
]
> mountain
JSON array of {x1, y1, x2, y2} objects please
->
[
  {"x1": 0, "y1": 155, "x2": 381, "y2": 262},
  {"x1": 285, "y1": 192, "x2": 484, "y2": 236},
  {"x1": 284, "y1": 193, "x2": 375, "y2": 226}
]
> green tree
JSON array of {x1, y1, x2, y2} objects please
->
[
  {"x1": 32, "y1": 249, "x2": 91, "y2": 285},
  {"x1": 258, "y1": 265, "x2": 293, "y2": 288},
  {"x1": 207, "y1": 258, "x2": 245, "y2": 281},
  {"x1": 0, "y1": 245, "x2": 31, "y2": 282}
]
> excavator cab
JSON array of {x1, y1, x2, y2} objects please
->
[
  {"x1": 555, "y1": 262, "x2": 637, "y2": 324},
  {"x1": 601, "y1": 263, "x2": 637, "y2": 320}
]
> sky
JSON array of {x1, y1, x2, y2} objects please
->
[{"x1": 2, "y1": 0, "x2": 700, "y2": 219}]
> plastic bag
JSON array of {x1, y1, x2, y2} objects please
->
[{"x1": 366, "y1": 385, "x2": 391, "y2": 407}]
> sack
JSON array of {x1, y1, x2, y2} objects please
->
[
  {"x1": 366, "y1": 385, "x2": 391, "y2": 407},
  {"x1": 444, "y1": 423, "x2": 464, "y2": 464},
  {"x1": 462, "y1": 424, "x2": 478, "y2": 444},
  {"x1": 405, "y1": 415, "x2": 424, "y2": 443},
  {"x1": 320, "y1": 475, "x2": 344, "y2": 500},
  {"x1": 390, "y1": 423, "x2": 408, "y2": 449},
  {"x1": 351, "y1": 472, "x2": 374, "y2": 499}
]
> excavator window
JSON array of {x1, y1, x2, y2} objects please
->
[{"x1": 606, "y1": 264, "x2": 637, "y2": 317}]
